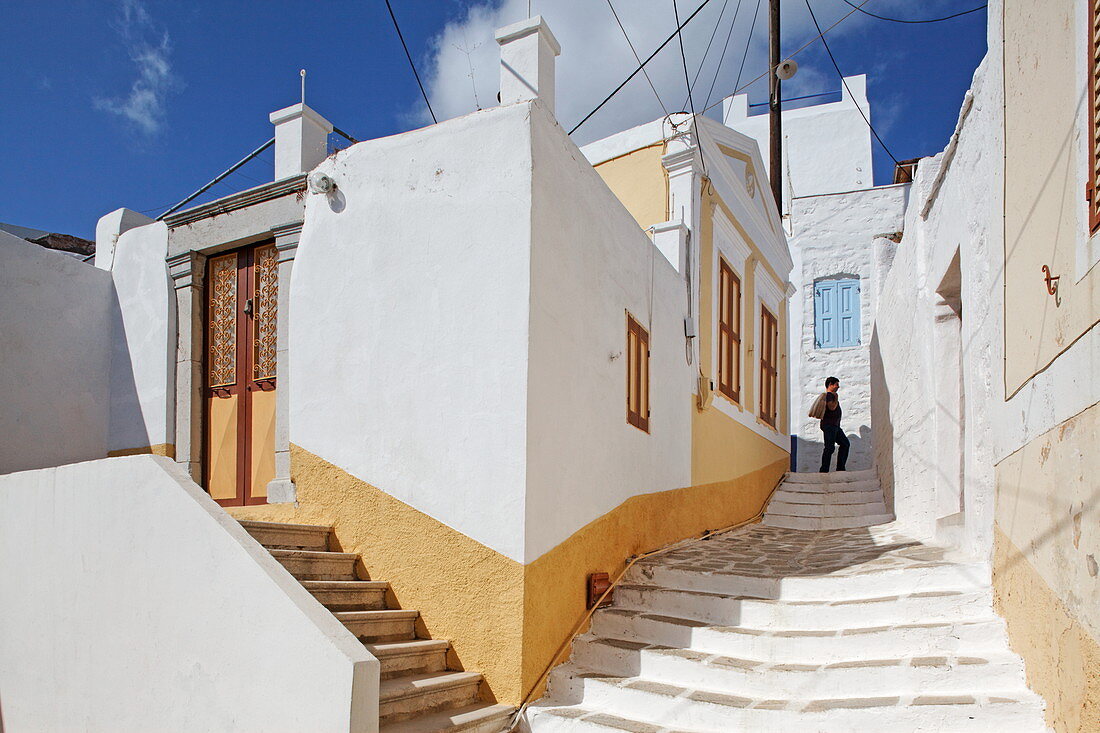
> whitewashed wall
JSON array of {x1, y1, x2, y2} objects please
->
[
  {"x1": 105, "y1": 220, "x2": 176, "y2": 453},
  {"x1": 290, "y1": 102, "x2": 534, "y2": 563},
  {"x1": 526, "y1": 102, "x2": 693, "y2": 562},
  {"x1": 0, "y1": 232, "x2": 112, "y2": 474},
  {"x1": 723, "y1": 75, "x2": 874, "y2": 213},
  {"x1": 0, "y1": 455, "x2": 377, "y2": 732},
  {"x1": 871, "y1": 56, "x2": 1004, "y2": 551},
  {"x1": 788, "y1": 185, "x2": 908, "y2": 472}
]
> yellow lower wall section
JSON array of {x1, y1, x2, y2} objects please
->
[
  {"x1": 993, "y1": 525, "x2": 1100, "y2": 732},
  {"x1": 227, "y1": 445, "x2": 526, "y2": 703},
  {"x1": 107, "y1": 443, "x2": 175, "y2": 459},
  {"x1": 692, "y1": 393, "x2": 790, "y2": 487},
  {"x1": 521, "y1": 454, "x2": 788, "y2": 701},
  {"x1": 229, "y1": 437, "x2": 786, "y2": 706}
]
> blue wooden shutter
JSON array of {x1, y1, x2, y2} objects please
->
[
  {"x1": 814, "y1": 281, "x2": 838, "y2": 349},
  {"x1": 837, "y1": 279, "x2": 860, "y2": 347}
]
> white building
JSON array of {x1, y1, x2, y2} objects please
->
[{"x1": 724, "y1": 75, "x2": 910, "y2": 472}]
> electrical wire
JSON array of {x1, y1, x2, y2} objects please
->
[
  {"x1": 839, "y1": 0, "x2": 986, "y2": 24},
  {"x1": 673, "y1": 0, "x2": 707, "y2": 172},
  {"x1": 570, "y1": 0, "x2": 717, "y2": 135},
  {"x1": 683, "y1": 0, "x2": 733, "y2": 110},
  {"x1": 705, "y1": 0, "x2": 760, "y2": 112},
  {"x1": 696, "y1": 0, "x2": 872, "y2": 117},
  {"x1": 605, "y1": 0, "x2": 671, "y2": 119},
  {"x1": 383, "y1": 0, "x2": 437, "y2": 124},
  {"x1": 805, "y1": 0, "x2": 901, "y2": 166}
]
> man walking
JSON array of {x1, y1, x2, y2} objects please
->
[{"x1": 820, "y1": 376, "x2": 849, "y2": 472}]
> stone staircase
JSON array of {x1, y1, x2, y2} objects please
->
[
  {"x1": 239, "y1": 520, "x2": 513, "y2": 732},
  {"x1": 525, "y1": 473, "x2": 1046, "y2": 732},
  {"x1": 763, "y1": 468, "x2": 895, "y2": 530}
]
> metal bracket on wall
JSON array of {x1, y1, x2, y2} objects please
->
[{"x1": 1041, "y1": 265, "x2": 1061, "y2": 307}]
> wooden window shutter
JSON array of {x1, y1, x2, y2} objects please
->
[
  {"x1": 1090, "y1": 0, "x2": 1100, "y2": 232},
  {"x1": 626, "y1": 313, "x2": 650, "y2": 433},
  {"x1": 717, "y1": 258, "x2": 741, "y2": 402},
  {"x1": 759, "y1": 306, "x2": 778, "y2": 427}
]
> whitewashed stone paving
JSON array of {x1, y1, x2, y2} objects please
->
[{"x1": 525, "y1": 473, "x2": 1047, "y2": 732}]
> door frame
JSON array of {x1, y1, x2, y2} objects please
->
[{"x1": 166, "y1": 217, "x2": 303, "y2": 505}]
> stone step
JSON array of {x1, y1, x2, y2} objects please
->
[
  {"x1": 783, "y1": 469, "x2": 878, "y2": 485},
  {"x1": 368, "y1": 639, "x2": 452, "y2": 679},
  {"x1": 526, "y1": 706, "x2": 662, "y2": 733},
  {"x1": 379, "y1": 671, "x2": 483, "y2": 725},
  {"x1": 766, "y1": 500, "x2": 889, "y2": 518},
  {"x1": 570, "y1": 635, "x2": 1029, "y2": 699},
  {"x1": 544, "y1": 670, "x2": 1046, "y2": 732},
  {"x1": 381, "y1": 703, "x2": 514, "y2": 732},
  {"x1": 590, "y1": 608, "x2": 1010, "y2": 664},
  {"x1": 301, "y1": 580, "x2": 389, "y2": 611},
  {"x1": 762, "y1": 512, "x2": 896, "y2": 530},
  {"x1": 269, "y1": 548, "x2": 359, "y2": 580},
  {"x1": 336, "y1": 609, "x2": 419, "y2": 642},
  {"x1": 613, "y1": 584, "x2": 993, "y2": 629},
  {"x1": 776, "y1": 478, "x2": 881, "y2": 493},
  {"x1": 238, "y1": 519, "x2": 332, "y2": 550},
  {"x1": 627, "y1": 559, "x2": 989, "y2": 600},
  {"x1": 773, "y1": 488, "x2": 885, "y2": 505}
]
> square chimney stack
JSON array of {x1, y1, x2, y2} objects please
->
[
  {"x1": 495, "y1": 16, "x2": 560, "y2": 114},
  {"x1": 269, "y1": 103, "x2": 333, "y2": 181}
]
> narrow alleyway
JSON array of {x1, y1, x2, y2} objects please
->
[{"x1": 526, "y1": 472, "x2": 1046, "y2": 731}]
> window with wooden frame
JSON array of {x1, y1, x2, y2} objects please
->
[
  {"x1": 759, "y1": 305, "x2": 779, "y2": 427},
  {"x1": 626, "y1": 313, "x2": 650, "y2": 432},
  {"x1": 717, "y1": 258, "x2": 742, "y2": 403},
  {"x1": 1088, "y1": 0, "x2": 1100, "y2": 232}
]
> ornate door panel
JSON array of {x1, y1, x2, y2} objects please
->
[{"x1": 205, "y1": 242, "x2": 278, "y2": 506}]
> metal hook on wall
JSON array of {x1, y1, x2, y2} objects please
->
[{"x1": 1041, "y1": 264, "x2": 1061, "y2": 307}]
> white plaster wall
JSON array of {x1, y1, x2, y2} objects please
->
[
  {"x1": 788, "y1": 185, "x2": 909, "y2": 472},
  {"x1": 290, "y1": 103, "x2": 534, "y2": 563},
  {"x1": 107, "y1": 221, "x2": 176, "y2": 452},
  {"x1": 0, "y1": 232, "x2": 112, "y2": 474},
  {"x1": 525, "y1": 101, "x2": 693, "y2": 563},
  {"x1": 872, "y1": 55, "x2": 1004, "y2": 552},
  {"x1": 0, "y1": 455, "x2": 377, "y2": 732},
  {"x1": 723, "y1": 75, "x2": 874, "y2": 212}
]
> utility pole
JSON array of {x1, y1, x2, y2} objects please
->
[{"x1": 768, "y1": 0, "x2": 783, "y2": 213}]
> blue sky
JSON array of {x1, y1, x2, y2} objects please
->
[{"x1": 1, "y1": 0, "x2": 986, "y2": 239}]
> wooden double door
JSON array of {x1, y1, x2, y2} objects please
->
[{"x1": 204, "y1": 242, "x2": 279, "y2": 506}]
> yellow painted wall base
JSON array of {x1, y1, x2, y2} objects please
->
[
  {"x1": 227, "y1": 445, "x2": 526, "y2": 703},
  {"x1": 521, "y1": 456, "x2": 788, "y2": 701},
  {"x1": 228, "y1": 444, "x2": 786, "y2": 706},
  {"x1": 107, "y1": 444, "x2": 175, "y2": 459},
  {"x1": 993, "y1": 525, "x2": 1100, "y2": 732}
]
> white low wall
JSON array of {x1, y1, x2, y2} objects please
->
[
  {"x1": 0, "y1": 233, "x2": 112, "y2": 474},
  {"x1": 0, "y1": 455, "x2": 377, "y2": 733}
]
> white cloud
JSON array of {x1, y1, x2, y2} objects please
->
[
  {"x1": 95, "y1": 0, "x2": 177, "y2": 135},
  {"x1": 418, "y1": 0, "x2": 888, "y2": 144}
]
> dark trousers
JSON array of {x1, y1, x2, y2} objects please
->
[{"x1": 820, "y1": 425, "x2": 850, "y2": 472}]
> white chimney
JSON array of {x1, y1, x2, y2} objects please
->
[
  {"x1": 495, "y1": 16, "x2": 561, "y2": 113},
  {"x1": 269, "y1": 103, "x2": 333, "y2": 180}
]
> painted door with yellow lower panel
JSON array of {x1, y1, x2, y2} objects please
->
[{"x1": 205, "y1": 242, "x2": 278, "y2": 506}]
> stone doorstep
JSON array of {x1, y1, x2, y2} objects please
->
[
  {"x1": 762, "y1": 512, "x2": 896, "y2": 531},
  {"x1": 765, "y1": 500, "x2": 889, "y2": 518},
  {"x1": 379, "y1": 671, "x2": 483, "y2": 724},
  {"x1": 590, "y1": 609, "x2": 1011, "y2": 662},
  {"x1": 301, "y1": 579, "x2": 389, "y2": 611},
  {"x1": 556, "y1": 671, "x2": 1044, "y2": 728},
  {"x1": 268, "y1": 548, "x2": 359, "y2": 580},
  {"x1": 783, "y1": 469, "x2": 878, "y2": 485},
  {"x1": 238, "y1": 519, "x2": 332, "y2": 551},
  {"x1": 612, "y1": 584, "x2": 993, "y2": 630},
  {"x1": 336, "y1": 609, "x2": 419, "y2": 642},
  {"x1": 380, "y1": 703, "x2": 515, "y2": 733},
  {"x1": 571, "y1": 637, "x2": 1028, "y2": 699}
]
